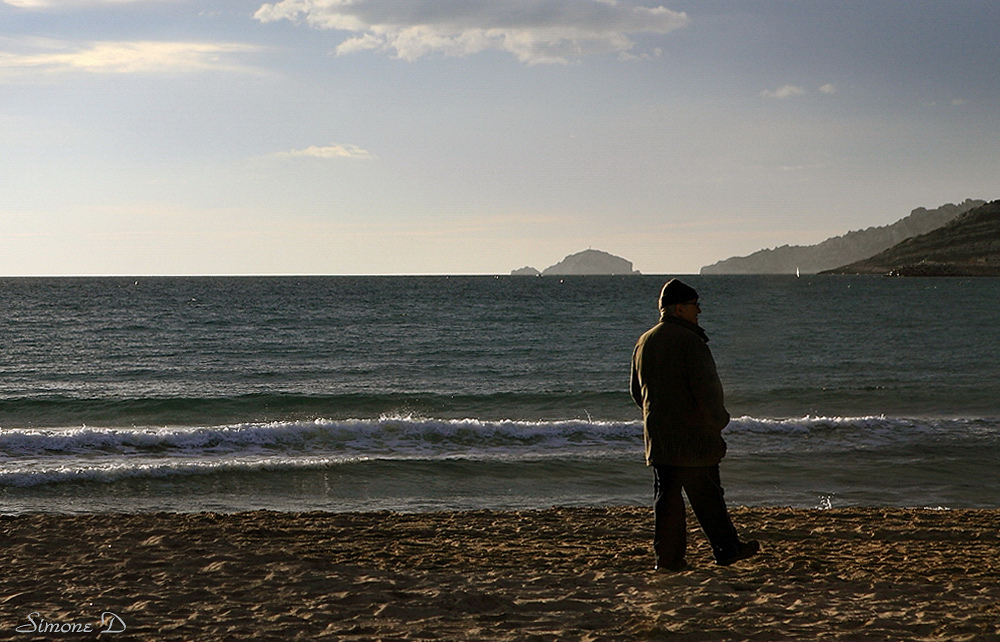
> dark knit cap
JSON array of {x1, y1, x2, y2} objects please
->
[{"x1": 659, "y1": 279, "x2": 699, "y2": 309}]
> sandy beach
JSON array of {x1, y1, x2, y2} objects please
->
[{"x1": 2, "y1": 506, "x2": 999, "y2": 640}]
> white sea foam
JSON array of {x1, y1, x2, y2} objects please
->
[
  {"x1": 0, "y1": 455, "x2": 373, "y2": 488},
  {"x1": 3, "y1": 415, "x2": 996, "y2": 490},
  {"x1": 0, "y1": 417, "x2": 644, "y2": 487},
  {"x1": 0, "y1": 417, "x2": 640, "y2": 455}
]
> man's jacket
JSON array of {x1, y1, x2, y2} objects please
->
[{"x1": 630, "y1": 315, "x2": 730, "y2": 466}]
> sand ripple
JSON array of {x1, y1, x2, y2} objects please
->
[{"x1": 2, "y1": 507, "x2": 999, "y2": 640}]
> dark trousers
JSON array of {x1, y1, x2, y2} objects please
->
[{"x1": 653, "y1": 464, "x2": 740, "y2": 566}]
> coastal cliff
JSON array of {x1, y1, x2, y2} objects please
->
[
  {"x1": 822, "y1": 200, "x2": 1000, "y2": 276},
  {"x1": 701, "y1": 200, "x2": 984, "y2": 275}
]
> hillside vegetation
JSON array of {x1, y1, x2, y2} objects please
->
[
  {"x1": 701, "y1": 200, "x2": 985, "y2": 274},
  {"x1": 823, "y1": 200, "x2": 1000, "y2": 276}
]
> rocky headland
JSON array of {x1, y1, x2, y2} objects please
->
[
  {"x1": 701, "y1": 200, "x2": 985, "y2": 275},
  {"x1": 822, "y1": 199, "x2": 1000, "y2": 276}
]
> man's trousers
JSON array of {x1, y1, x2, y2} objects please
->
[{"x1": 653, "y1": 464, "x2": 741, "y2": 567}]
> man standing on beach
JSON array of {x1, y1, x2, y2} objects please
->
[{"x1": 630, "y1": 279, "x2": 759, "y2": 572}]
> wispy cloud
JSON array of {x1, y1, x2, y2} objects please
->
[
  {"x1": 253, "y1": 0, "x2": 689, "y2": 64},
  {"x1": 274, "y1": 144, "x2": 373, "y2": 160},
  {"x1": 0, "y1": 37, "x2": 262, "y2": 77},
  {"x1": 761, "y1": 83, "x2": 836, "y2": 99},
  {"x1": 761, "y1": 84, "x2": 806, "y2": 99},
  {"x1": 3, "y1": 0, "x2": 170, "y2": 7}
]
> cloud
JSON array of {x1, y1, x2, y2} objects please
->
[
  {"x1": 0, "y1": 37, "x2": 262, "y2": 77},
  {"x1": 761, "y1": 83, "x2": 837, "y2": 99},
  {"x1": 253, "y1": 0, "x2": 690, "y2": 64},
  {"x1": 274, "y1": 144, "x2": 373, "y2": 160},
  {"x1": 761, "y1": 84, "x2": 806, "y2": 99},
  {"x1": 3, "y1": 0, "x2": 166, "y2": 6}
]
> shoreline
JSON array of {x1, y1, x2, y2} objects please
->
[{"x1": 2, "y1": 506, "x2": 999, "y2": 640}]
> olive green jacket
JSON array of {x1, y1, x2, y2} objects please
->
[{"x1": 630, "y1": 315, "x2": 730, "y2": 466}]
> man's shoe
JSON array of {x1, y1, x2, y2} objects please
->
[
  {"x1": 655, "y1": 560, "x2": 689, "y2": 573},
  {"x1": 716, "y1": 540, "x2": 760, "y2": 566}
]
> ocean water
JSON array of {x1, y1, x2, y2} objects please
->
[{"x1": 1, "y1": 275, "x2": 999, "y2": 514}]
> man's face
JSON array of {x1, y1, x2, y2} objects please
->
[{"x1": 674, "y1": 300, "x2": 700, "y2": 325}]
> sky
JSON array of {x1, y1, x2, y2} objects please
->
[{"x1": 1, "y1": 0, "x2": 998, "y2": 276}]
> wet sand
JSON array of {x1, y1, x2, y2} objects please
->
[{"x1": 2, "y1": 506, "x2": 999, "y2": 640}]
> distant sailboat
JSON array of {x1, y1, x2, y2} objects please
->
[{"x1": 796, "y1": 267, "x2": 801, "y2": 278}]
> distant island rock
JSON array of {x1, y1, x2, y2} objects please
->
[
  {"x1": 510, "y1": 266, "x2": 542, "y2": 276},
  {"x1": 510, "y1": 249, "x2": 640, "y2": 276},
  {"x1": 821, "y1": 199, "x2": 1000, "y2": 276},
  {"x1": 700, "y1": 200, "x2": 985, "y2": 275}
]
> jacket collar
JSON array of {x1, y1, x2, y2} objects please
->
[{"x1": 659, "y1": 314, "x2": 710, "y2": 343}]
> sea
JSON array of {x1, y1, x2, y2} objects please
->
[{"x1": 2, "y1": 275, "x2": 999, "y2": 515}]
